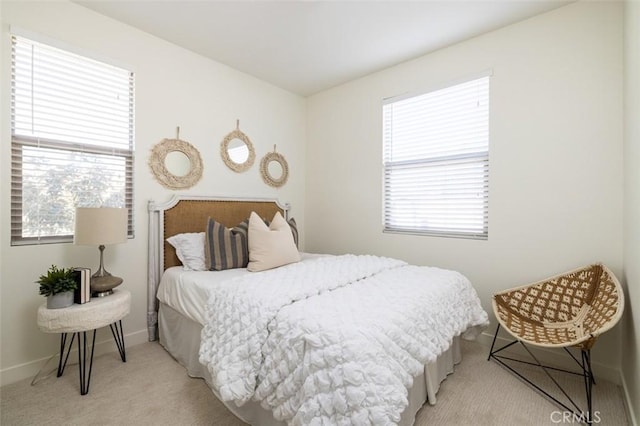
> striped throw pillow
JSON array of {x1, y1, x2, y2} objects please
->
[
  {"x1": 205, "y1": 218, "x2": 249, "y2": 271},
  {"x1": 288, "y1": 217, "x2": 298, "y2": 248}
]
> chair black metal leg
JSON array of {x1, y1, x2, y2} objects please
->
[
  {"x1": 109, "y1": 320, "x2": 126, "y2": 362},
  {"x1": 519, "y1": 342, "x2": 582, "y2": 413},
  {"x1": 581, "y1": 349, "x2": 594, "y2": 425},
  {"x1": 488, "y1": 323, "x2": 520, "y2": 363},
  {"x1": 585, "y1": 349, "x2": 596, "y2": 385},
  {"x1": 487, "y1": 324, "x2": 501, "y2": 361},
  {"x1": 488, "y1": 337, "x2": 598, "y2": 424}
]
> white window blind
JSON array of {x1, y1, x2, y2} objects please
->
[
  {"x1": 383, "y1": 75, "x2": 489, "y2": 239},
  {"x1": 11, "y1": 35, "x2": 135, "y2": 245}
]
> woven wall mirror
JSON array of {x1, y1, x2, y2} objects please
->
[
  {"x1": 149, "y1": 130, "x2": 203, "y2": 189},
  {"x1": 260, "y1": 148, "x2": 289, "y2": 188},
  {"x1": 221, "y1": 120, "x2": 255, "y2": 173}
]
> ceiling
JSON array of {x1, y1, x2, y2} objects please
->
[{"x1": 76, "y1": 1, "x2": 571, "y2": 96}]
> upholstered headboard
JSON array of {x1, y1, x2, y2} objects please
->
[{"x1": 147, "y1": 195, "x2": 289, "y2": 341}]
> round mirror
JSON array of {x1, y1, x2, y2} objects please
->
[
  {"x1": 164, "y1": 151, "x2": 191, "y2": 177},
  {"x1": 260, "y1": 151, "x2": 289, "y2": 188},
  {"x1": 227, "y1": 139, "x2": 250, "y2": 164},
  {"x1": 221, "y1": 129, "x2": 255, "y2": 173},
  {"x1": 267, "y1": 159, "x2": 283, "y2": 180},
  {"x1": 149, "y1": 138, "x2": 203, "y2": 189}
]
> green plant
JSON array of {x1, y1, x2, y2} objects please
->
[{"x1": 36, "y1": 265, "x2": 77, "y2": 296}]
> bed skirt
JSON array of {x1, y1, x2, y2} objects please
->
[{"x1": 158, "y1": 302, "x2": 462, "y2": 426}]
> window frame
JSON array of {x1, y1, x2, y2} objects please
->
[
  {"x1": 10, "y1": 34, "x2": 135, "y2": 246},
  {"x1": 382, "y1": 73, "x2": 490, "y2": 240}
]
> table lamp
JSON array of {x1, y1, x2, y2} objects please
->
[{"x1": 74, "y1": 207, "x2": 128, "y2": 297}]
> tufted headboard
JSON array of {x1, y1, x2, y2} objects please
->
[{"x1": 147, "y1": 195, "x2": 289, "y2": 341}]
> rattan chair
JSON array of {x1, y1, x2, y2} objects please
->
[{"x1": 487, "y1": 263, "x2": 624, "y2": 424}]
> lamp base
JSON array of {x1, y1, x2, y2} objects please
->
[{"x1": 91, "y1": 275, "x2": 123, "y2": 297}]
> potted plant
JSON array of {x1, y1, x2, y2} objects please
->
[{"x1": 37, "y1": 265, "x2": 77, "y2": 309}]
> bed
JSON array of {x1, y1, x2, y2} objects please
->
[{"x1": 147, "y1": 195, "x2": 489, "y2": 426}]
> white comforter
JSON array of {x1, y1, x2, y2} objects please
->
[{"x1": 199, "y1": 255, "x2": 488, "y2": 425}]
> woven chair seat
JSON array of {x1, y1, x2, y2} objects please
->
[{"x1": 492, "y1": 263, "x2": 624, "y2": 350}]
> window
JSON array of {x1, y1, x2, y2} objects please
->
[
  {"x1": 11, "y1": 35, "x2": 134, "y2": 245},
  {"x1": 383, "y1": 75, "x2": 489, "y2": 239}
]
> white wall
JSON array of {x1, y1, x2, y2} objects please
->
[
  {"x1": 306, "y1": 1, "x2": 624, "y2": 377},
  {"x1": 623, "y1": 0, "x2": 640, "y2": 423},
  {"x1": 0, "y1": 1, "x2": 306, "y2": 384}
]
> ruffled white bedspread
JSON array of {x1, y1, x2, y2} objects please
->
[{"x1": 199, "y1": 254, "x2": 488, "y2": 425}]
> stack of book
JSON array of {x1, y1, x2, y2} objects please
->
[{"x1": 73, "y1": 267, "x2": 91, "y2": 304}]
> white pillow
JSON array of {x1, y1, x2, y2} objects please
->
[
  {"x1": 247, "y1": 211, "x2": 300, "y2": 272},
  {"x1": 166, "y1": 232, "x2": 207, "y2": 271}
]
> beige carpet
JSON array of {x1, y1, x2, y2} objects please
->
[{"x1": 1, "y1": 340, "x2": 630, "y2": 425}]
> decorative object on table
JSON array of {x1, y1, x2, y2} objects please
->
[
  {"x1": 488, "y1": 263, "x2": 624, "y2": 424},
  {"x1": 149, "y1": 126, "x2": 203, "y2": 189},
  {"x1": 220, "y1": 119, "x2": 255, "y2": 173},
  {"x1": 260, "y1": 145, "x2": 289, "y2": 188},
  {"x1": 36, "y1": 265, "x2": 78, "y2": 309},
  {"x1": 72, "y1": 267, "x2": 91, "y2": 304},
  {"x1": 74, "y1": 207, "x2": 128, "y2": 297}
]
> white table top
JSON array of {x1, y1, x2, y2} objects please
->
[{"x1": 37, "y1": 289, "x2": 131, "y2": 333}]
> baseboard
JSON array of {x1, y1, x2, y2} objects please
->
[
  {"x1": 620, "y1": 371, "x2": 638, "y2": 426},
  {"x1": 477, "y1": 330, "x2": 620, "y2": 385},
  {"x1": 0, "y1": 328, "x2": 148, "y2": 387}
]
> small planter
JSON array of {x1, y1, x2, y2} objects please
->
[
  {"x1": 37, "y1": 265, "x2": 78, "y2": 308},
  {"x1": 47, "y1": 291, "x2": 74, "y2": 309}
]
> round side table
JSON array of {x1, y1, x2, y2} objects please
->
[{"x1": 37, "y1": 289, "x2": 131, "y2": 395}]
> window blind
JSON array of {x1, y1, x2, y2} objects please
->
[
  {"x1": 11, "y1": 35, "x2": 135, "y2": 245},
  {"x1": 383, "y1": 76, "x2": 489, "y2": 239}
]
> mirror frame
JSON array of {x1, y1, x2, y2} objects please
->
[
  {"x1": 260, "y1": 151, "x2": 289, "y2": 188},
  {"x1": 221, "y1": 129, "x2": 255, "y2": 173},
  {"x1": 149, "y1": 138, "x2": 203, "y2": 189}
]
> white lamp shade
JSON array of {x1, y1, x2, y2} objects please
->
[{"x1": 74, "y1": 207, "x2": 128, "y2": 246}]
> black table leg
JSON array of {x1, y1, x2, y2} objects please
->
[
  {"x1": 109, "y1": 320, "x2": 126, "y2": 362},
  {"x1": 77, "y1": 330, "x2": 97, "y2": 395},
  {"x1": 56, "y1": 322, "x2": 123, "y2": 395},
  {"x1": 57, "y1": 332, "x2": 76, "y2": 377}
]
